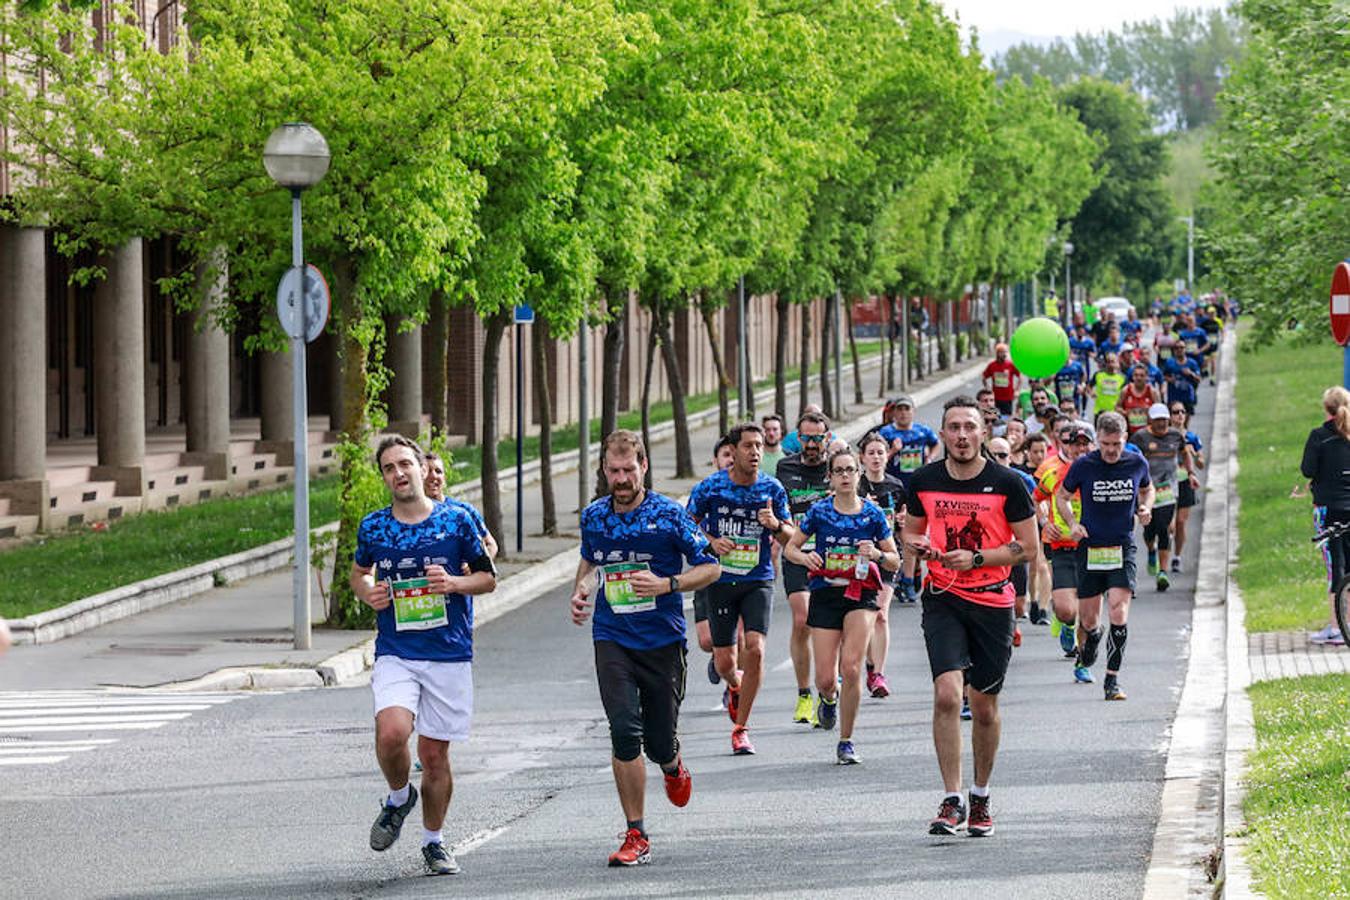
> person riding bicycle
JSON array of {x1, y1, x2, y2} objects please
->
[{"x1": 1301, "y1": 386, "x2": 1350, "y2": 645}]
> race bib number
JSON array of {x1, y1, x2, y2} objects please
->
[
  {"x1": 1126, "y1": 407, "x2": 1148, "y2": 428},
  {"x1": 1086, "y1": 545, "x2": 1124, "y2": 572},
  {"x1": 720, "y1": 535, "x2": 760, "y2": 576},
  {"x1": 602, "y1": 562, "x2": 656, "y2": 614},
  {"x1": 1155, "y1": 482, "x2": 1176, "y2": 507},
  {"x1": 897, "y1": 447, "x2": 924, "y2": 472},
  {"x1": 993, "y1": 371, "x2": 1010, "y2": 388},
  {"x1": 391, "y1": 577, "x2": 448, "y2": 632},
  {"x1": 1185, "y1": 339, "x2": 1199, "y2": 354},
  {"x1": 824, "y1": 547, "x2": 860, "y2": 586}
]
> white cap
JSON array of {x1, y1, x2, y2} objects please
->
[{"x1": 1148, "y1": 403, "x2": 1170, "y2": 420}]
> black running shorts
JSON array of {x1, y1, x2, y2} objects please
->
[
  {"x1": 1178, "y1": 479, "x2": 1197, "y2": 509},
  {"x1": 594, "y1": 639, "x2": 686, "y2": 765},
  {"x1": 707, "y1": 581, "x2": 773, "y2": 647},
  {"x1": 1051, "y1": 547, "x2": 1079, "y2": 591},
  {"x1": 920, "y1": 588, "x2": 1014, "y2": 695},
  {"x1": 693, "y1": 587, "x2": 709, "y2": 624},
  {"x1": 782, "y1": 560, "x2": 810, "y2": 596},
  {"x1": 1010, "y1": 562, "x2": 1028, "y2": 597},
  {"x1": 806, "y1": 586, "x2": 879, "y2": 630},
  {"x1": 1075, "y1": 541, "x2": 1138, "y2": 598}
]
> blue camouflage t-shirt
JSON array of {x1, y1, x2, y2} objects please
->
[
  {"x1": 880, "y1": 423, "x2": 939, "y2": 484},
  {"x1": 355, "y1": 504, "x2": 489, "y2": 663},
  {"x1": 687, "y1": 469, "x2": 791, "y2": 583},
  {"x1": 438, "y1": 497, "x2": 490, "y2": 539},
  {"x1": 797, "y1": 497, "x2": 893, "y2": 591},
  {"x1": 581, "y1": 490, "x2": 718, "y2": 651}
]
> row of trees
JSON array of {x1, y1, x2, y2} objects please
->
[
  {"x1": 1204, "y1": 0, "x2": 1348, "y2": 342},
  {"x1": 0, "y1": 0, "x2": 1100, "y2": 624}
]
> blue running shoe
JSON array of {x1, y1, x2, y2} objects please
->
[
  {"x1": 707, "y1": 657, "x2": 720, "y2": 685},
  {"x1": 1074, "y1": 665, "x2": 1094, "y2": 684},
  {"x1": 960, "y1": 699, "x2": 972, "y2": 721},
  {"x1": 1059, "y1": 623, "x2": 1077, "y2": 656},
  {"x1": 815, "y1": 696, "x2": 838, "y2": 731},
  {"x1": 1147, "y1": 549, "x2": 1158, "y2": 576},
  {"x1": 836, "y1": 740, "x2": 860, "y2": 765}
]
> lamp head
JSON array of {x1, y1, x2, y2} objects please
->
[{"x1": 263, "y1": 122, "x2": 330, "y2": 189}]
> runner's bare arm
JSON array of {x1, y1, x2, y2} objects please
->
[
  {"x1": 758, "y1": 500, "x2": 795, "y2": 545},
  {"x1": 1137, "y1": 483, "x2": 1155, "y2": 525},
  {"x1": 570, "y1": 559, "x2": 596, "y2": 625},
  {"x1": 783, "y1": 522, "x2": 824, "y2": 569},
  {"x1": 1054, "y1": 485, "x2": 1087, "y2": 542},
  {"x1": 425, "y1": 562, "x2": 495, "y2": 597},
  {"x1": 874, "y1": 535, "x2": 902, "y2": 573},
  {"x1": 349, "y1": 562, "x2": 391, "y2": 611}
]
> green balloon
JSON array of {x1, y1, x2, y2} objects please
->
[{"x1": 1009, "y1": 317, "x2": 1070, "y2": 378}]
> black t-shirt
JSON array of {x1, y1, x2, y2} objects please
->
[
  {"x1": 1301, "y1": 421, "x2": 1350, "y2": 511},
  {"x1": 904, "y1": 460, "x2": 1036, "y2": 607},
  {"x1": 860, "y1": 473, "x2": 907, "y2": 529},
  {"x1": 775, "y1": 453, "x2": 831, "y2": 520}
]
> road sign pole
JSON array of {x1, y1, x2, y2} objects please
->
[
  {"x1": 577, "y1": 318, "x2": 589, "y2": 513},
  {"x1": 290, "y1": 189, "x2": 311, "y2": 651},
  {"x1": 515, "y1": 318, "x2": 524, "y2": 554}
]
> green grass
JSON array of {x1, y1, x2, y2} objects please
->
[
  {"x1": 1235, "y1": 330, "x2": 1344, "y2": 632},
  {"x1": 1243, "y1": 674, "x2": 1350, "y2": 899},
  {"x1": 0, "y1": 480, "x2": 339, "y2": 620},
  {"x1": 0, "y1": 340, "x2": 890, "y2": 618}
]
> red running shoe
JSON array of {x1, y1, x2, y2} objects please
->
[
  {"x1": 607, "y1": 828, "x2": 651, "y2": 867},
  {"x1": 867, "y1": 671, "x2": 890, "y2": 698},
  {"x1": 727, "y1": 687, "x2": 740, "y2": 724},
  {"x1": 1012, "y1": 625, "x2": 1022, "y2": 648},
  {"x1": 731, "y1": 726, "x2": 755, "y2": 756},
  {"x1": 928, "y1": 796, "x2": 967, "y2": 835},
  {"x1": 968, "y1": 792, "x2": 994, "y2": 836},
  {"x1": 663, "y1": 761, "x2": 692, "y2": 807}
]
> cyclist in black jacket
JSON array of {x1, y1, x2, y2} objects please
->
[{"x1": 1300, "y1": 385, "x2": 1350, "y2": 645}]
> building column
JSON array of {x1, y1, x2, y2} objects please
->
[
  {"x1": 445, "y1": 305, "x2": 484, "y2": 443},
  {"x1": 387, "y1": 317, "x2": 423, "y2": 436},
  {"x1": 258, "y1": 347, "x2": 294, "y2": 464},
  {"x1": 0, "y1": 225, "x2": 47, "y2": 481},
  {"x1": 184, "y1": 252, "x2": 230, "y2": 480},
  {"x1": 92, "y1": 238, "x2": 146, "y2": 500}
]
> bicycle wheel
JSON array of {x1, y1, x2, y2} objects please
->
[{"x1": 1335, "y1": 574, "x2": 1350, "y2": 649}]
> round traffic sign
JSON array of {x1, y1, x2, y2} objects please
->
[
  {"x1": 1332, "y1": 261, "x2": 1350, "y2": 347},
  {"x1": 276, "y1": 264, "x2": 330, "y2": 343}
]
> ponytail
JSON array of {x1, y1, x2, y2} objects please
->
[{"x1": 1323, "y1": 386, "x2": 1350, "y2": 441}]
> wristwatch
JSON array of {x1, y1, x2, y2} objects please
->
[
  {"x1": 669, "y1": 575, "x2": 681, "y2": 593},
  {"x1": 971, "y1": 550, "x2": 986, "y2": 568}
]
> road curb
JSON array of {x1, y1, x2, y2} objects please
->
[{"x1": 1141, "y1": 328, "x2": 1238, "y2": 899}]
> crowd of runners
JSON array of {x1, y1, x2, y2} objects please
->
[{"x1": 343, "y1": 297, "x2": 1236, "y2": 874}]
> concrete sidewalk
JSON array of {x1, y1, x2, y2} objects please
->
[{"x1": 0, "y1": 350, "x2": 988, "y2": 692}]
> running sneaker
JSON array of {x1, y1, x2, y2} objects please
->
[
  {"x1": 1171, "y1": 557, "x2": 1182, "y2": 574},
  {"x1": 928, "y1": 796, "x2": 967, "y2": 835},
  {"x1": 1080, "y1": 626, "x2": 1104, "y2": 668},
  {"x1": 608, "y1": 828, "x2": 651, "y2": 867},
  {"x1": 1059, "y1": 622, "x2": 1077, "y2": 657},
  {"x1": 1029, "y1": 602, "x2": 1049, "y2": 626},
  {"x1": 663, "y1": 761, "x2": 692, "y2": 807},
  {"x1": 731, "y1": 726, "x2": 755, "y2": 756},
  {"x1": 815, "y1": 696, "x2": 838, "y2": 731},
  {"x1": 1147, "y1": 548, "x2": 1159, "y2": 575},
  {"x1": 960, "y1": 699, "x2": 972, "y2": 721},
  {"x1": 370, "y1": 784, "x2": 418, "y2": 851},
  {"x1": 727, "y1": 687, "x2": 740, "y2": 724},
  {"x1": 707, "y1": 657, "x2": 720, "y2": 685},
  {"x1": 897, "y1": 581, "x2": 919, "y2": 604},
  {"x1": 1050, "y1": 615, "x2": 1062, "y2": 638},
  {"x1": 1156, "y1": 570, "x2": 1170, "y2": 592},
  {"x1": 721, "y1": 686, "x2": 730, "y2": 710},
  {"x1": 422, "y1": 842, "x2": 461, "y2": 876},
  {"x1": 1073, "y1": 665, "x2": 1094, "y2": 684},
  {"x1": 1103, "y1": 677, "x2": 1127, "y2": 701},
  {"x1": 793, "y1": 693, "x2": 815, "y2": 725},
  {"x1": 1012, "y1": 625, "x2": 1022, "y2": 648},
  {"x1": 868, "y1": 672, "x2": 890, "y2": 699},
  {"x1": 836, "y1": 740, "x2": 860, "y2": 765},
  {"x1": 1309, "y1": 625, "x2": 1346, "y2": 646},
  {"x1": 967, "y1": 793, "x2": 994, "y2": 837}
]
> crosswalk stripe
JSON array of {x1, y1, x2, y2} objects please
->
[
  {"x1": 0, "y1": 706, "x2": 214, "y2": 717},
  {"x1": 0, "y1": 713, "x2": 193, "y2": 728},
  {"x1": 0, "y1": 756, "x2": 69, "y2": 766},
  {"x1": 0, "y1": 722, "x2": 171, "y2": 733},
  {"x1": 0, "y1": 698, "x2": 236, "y2": 709},
  {"x1": 0, "y1": 745, "x2": 105, "y2": 754}
]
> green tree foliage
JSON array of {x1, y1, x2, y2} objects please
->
[
  {"x1": 1205, "y1": 0, "x2": 1350, "y2": 343},
  {"x1": 996, "y1": 6, "x2": 1244, "y2": 132}
]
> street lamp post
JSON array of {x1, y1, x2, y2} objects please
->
[
  {"x1": 1179, "y1": 215, "x2": 1195, "y2": 296},
  {"x1": 263, "y1": 122, "x2": 331, "y2": 652},
  {"x1": 1063, "y1": 241, "x2": 1074, "y2": 326}
]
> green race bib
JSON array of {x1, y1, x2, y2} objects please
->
[
  {"x1": 602, "y1": 562, "x2": 656, "y2": 614},
  {"x1": 391, "y1": 577, "x2": 448, "y2": 632},
  {"x1": 1126, "y1": 407, "x2": 1147, "y2": 428},
  {"x1": 720, "y1": 535, "x2": 760, "y2": 577},
  {"x1": 1086, "y1": 545, "x2": 1124, "y2": 571},
  {"x1": 1155, "y1": 482, "x2": 1176, "y2": 507},
  {"x1": 897, "y1": 447, "x2": 924, "y2": 472},
  {"x1": 824, "y1": 548, "x2": 860, "y2": 583}
]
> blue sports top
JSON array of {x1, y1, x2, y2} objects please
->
[
  {"x1": 1185, "y1": 431, "x2": 1203, "y2": 454},
  {"x1": 687, "y1": 469, "x2": 791, "y2": 583},
  {"x1": 1061, "y1": 450, "x2": 1152, "y2": 547},
  {"x1": 1070, "y1": 335, "x2": 1097, "y2": 364},
  {"x1": 581, "y1": 489, "x2": 718, "y2": 651},
  {"x1": 797, "y1": 497, "x2": 892, "y2": 592},
  {"x1": 355, "y1": 503, "x2": 490, "y2": 663},
  {"x1": 1127, "y1": 363, "x2": 1164, "y2": 387},
  {"x1": 880, "y1": 423, "x2": 939, "y2": 483},
  {"x1": 1178, "y1": 327, "x2": 1209, "y2": 357},
  {"x1": 1053, "y1": 361, "x2": 1085, "y2": 398},
  {"x1": 1163, "y1": 357, "x2": 1200, "y2": 406},
  {"x1": 438, "y1": 497, "x2": 490, "y2": 538}
]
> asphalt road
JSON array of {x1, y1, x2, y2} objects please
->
[{"x1": 1, "y1": 362, "x2": 1217, "y2": 900}]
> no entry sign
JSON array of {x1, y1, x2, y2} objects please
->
[{"x1": 1332, "y1": 260, "x2": 1350, "y2": 346}]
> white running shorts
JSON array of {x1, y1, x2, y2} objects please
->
[{"x1": 370, "y1": 656, "x2": 473, "y2": 742}]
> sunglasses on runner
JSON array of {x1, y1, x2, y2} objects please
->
[
  {"x1": 801, "y1": 433, "x2": 828, "y2": 443},
  {"x1": 993, "y1": 452, "x2": 1010, "y2": 459}
]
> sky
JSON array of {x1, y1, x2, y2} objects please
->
[{"x1": 939, "y1": 0, "x2": 1232, "y2": 56}]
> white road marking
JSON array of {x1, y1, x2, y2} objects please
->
[
  {"x1": 0, "y1": 721, "x2": 171, "y2": 733},
  {"x1": 772, "y1": 657, "x2": 794, "y2": 672},
  {"x1": 0, "y1": 713, "x2": 193, "y2": 728},
  {"x1": 0, "y1": 756, "x2": 69, "y2": 766},
  {"x1": 0, "y1": 706, "x2": 214, "y2": 717},
  {"x1": 453, "y1": 825, "x2": 511, "y2": 856}
]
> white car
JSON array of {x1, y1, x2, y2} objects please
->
[{"x1": 1093, "y1": 296, "x2": 1135, "y2": 322}]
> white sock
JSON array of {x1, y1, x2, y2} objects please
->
[
  {"x1": 422, "y1": 828, "x2": 443, "y2": 847},
  {"x1": 944, "y1": 792, "x2": 962, "y2": 804},
  {"x1": 386, "y1": 784, "x2": 411, "y2": 807},
  {"x1": 971, "y1": 784, "x2": 990, "y2": 798}
]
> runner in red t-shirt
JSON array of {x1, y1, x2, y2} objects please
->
[
  {"x1": 982, "y1": 344, "x2": 1021, "y2": 416},
  {"x1": 1116, "y1": 365, "x2": 1160, "y2": 435}
]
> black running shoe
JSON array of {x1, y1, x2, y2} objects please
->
[
  {"x1": 422, "y1": 841, "x2": 461, "y2": 875},
  {"x1": 967, "y1": 793, "x2": 994, "y2": 836},
  {"x1": 370, "y1": 784, "x2": 418, "y2": 851},
  {"x1": 1079, "y1": 626, "x2": 1104, "y2": 669},
  {"x1": 1103, "y1": 677, "x2": 1128, "y2": 701},
  {"x1": 929, "y1": 796, "x2": 967, "y2": 835},
  {"x1": 707, "y1": 656, "x2": 720, "y2": 685}
]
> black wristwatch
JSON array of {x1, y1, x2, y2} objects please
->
[
  {"x1": 669, "y1": 575, "x2": 681, "y2": 593},
  {"x1": 971, "y1": 550, "x2": 986, "y2": 568}
]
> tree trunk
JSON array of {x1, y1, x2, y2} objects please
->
[
  {"x1": 532, "y1": 319, "x2": 557, "y2": 536},
  {"x1": 480, "y1": 309, "x2": 510, "y2": 558},
  {"x1": 797, "y1": 302, "x2": 811, "y2": 421},
  {"x1": 883, "y1": 294, "x2": 895, "y2": 396},
  {"x1": 936, "y1": 302, "x2": 949, "y2": 371},
  {"x1": 653, "y1": 304, "x2": 695, "y2": 478},
  {"x1": 701, "y1": 301, "x2": 732, "y2": 435},
  {"x1": 426, "y1": 290, "x2": 448, "y2": 432},
  {"x1": 819, "y1": 295, "x2": 834, "y2": 420},
  {"x1": 329, "y1": 258, "x2": 371, "y2": 627},
  {"x1": 774, "y1": 294, "x2": 790, "y2": 417},
  {"x1": 598, "y1": 288, "x2": 626, "y2": 497},
  {"x1": 639, "y1": 317, "x2": 659, "y2": 490},
  {"x1": 846, "y1": 297, "x2": 863, "y2": 404}
]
